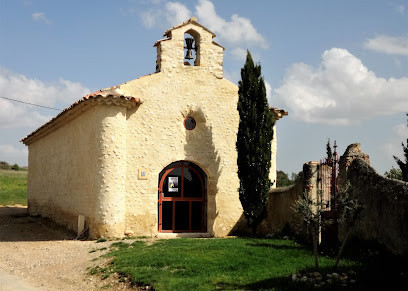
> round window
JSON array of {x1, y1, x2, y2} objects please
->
[{"x1": 184, "y1": 117, "x2": 196, "y2": 130}]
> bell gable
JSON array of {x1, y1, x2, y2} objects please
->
[{"x1": 154, "y1": 17, "x2": 224, "y2": 78}]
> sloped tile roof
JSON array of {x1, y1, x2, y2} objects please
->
[{"x1": 21, "y1": 86, "x2": 141, "y2": 144}]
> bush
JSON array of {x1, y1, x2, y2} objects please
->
[
  {"x1": 11, "y1": 164, "x2": 20, "y2": 171},
  {"x1": 0, "y1": 161, "x2": 10, "y2": 170}
]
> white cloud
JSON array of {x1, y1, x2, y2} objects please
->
[
  {"x1": 195, "y1": 0, "x2": 268, "y2": 48},
  {"x1": 32, "y1": 12, "x2": 51, "y2": 24},
  {"x1": 274, "y1": 48, "x2": 408, "y2": 125},
  {"x1": 165, "y1": 2, "x2": 192, "y2": 26},
  {"x1": 0, "y1": 67, "x2": 90, "y2": 128},
  {"x1": 0, "y1": 99, "x2": 51, "y2": 129},
  {"x1": 231, "y1": 48, "x2": 247, "y2": 61},
  {"x1": 140, "y1": 0, "x2": 267, "y2": 49},
  {"x1": 0, "y1": 144, "x2": 28, "y2": 166},
  {"x1": 265, "y1": 81, "x2": 272, "y2": 104},
  {"x1": 141, "y1": 10, "x2": 158, "y2": 28},
  {"x1": 364, "y1": 35, "x2": 408, "y2": 56},
  {"x1": 141, "y1": 1, "x2": 192, "y2": 29}
]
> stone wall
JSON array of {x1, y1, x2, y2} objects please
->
[
  {"x1": 26, "y1": 102, "x2": 131, "y2": 238},
  {"x1": 258, "y1": 181, "x2": 303, "y2": 236},
  {"x1": 337, "y1": 143, "x2": 369, "y2": 192},
  {"x1": 121, "y1": 68, "x2": 243, "y2": 237},
  {"x1": 155, "y1": 17, "x2": 224, "y2": 79},
  {"x1": 341, "y1": 147, "x2": 408, "y2": 256},
  {"x1": 258, "y1": 162, "x2": 319, "y2": 238}
]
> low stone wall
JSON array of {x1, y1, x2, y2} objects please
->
[
  {"x1": 258, "y1": 181, "x2": 303, "y2": 236},
  {"x1": 258, "y1": 162, "x2": 320, "y2": 239},
  {"x1": 346, "y1": 157, "x2": 408, "y2": 256}
]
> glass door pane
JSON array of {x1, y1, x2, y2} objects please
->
[
  {"x1": 191, "y1": 202, "x2": 202, "y2": 231},
  {"x1": 175, "y1": 201, "x2": 189, "y2": 230},
  {"x1": 162, "y1": 201, "x2": 173, "y2": 230},
  {"x1": 183, "y1": 167, "x2": 202, "y2": 197}
]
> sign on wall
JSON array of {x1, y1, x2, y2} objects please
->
[{"x1": 168, "y1": 177, "x2": 179, "y2": 192}]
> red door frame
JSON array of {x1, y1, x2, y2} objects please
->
[{"x1": 158, "y1": 163, "x2": 206, "y2": 233}]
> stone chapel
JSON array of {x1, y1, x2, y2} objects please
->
[{"x1": 21, "y1": 17, "x2": 287, "y2": 238}]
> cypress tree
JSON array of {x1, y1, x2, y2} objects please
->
[
  {"x1": 326, "y1": 138, "x2": 332, "y2": 163},
  {"x1": 393, "y1": 113, "x2": 408, "y2": 182},
  {"x1": 236, "y1": 51, "x2": 274, "y2": 233}
]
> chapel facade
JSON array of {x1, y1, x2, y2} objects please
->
[{"x1": 22, "y1": 18, "x2": 286, "y2": 238}]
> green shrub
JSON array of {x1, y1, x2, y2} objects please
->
[{"x1": 11, "y1": 164, "x2": 20, "y2": 171}]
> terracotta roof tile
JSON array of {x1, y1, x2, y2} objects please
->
[{"x1": 21, "y1": 86, "x2": 141, "y2": 144}]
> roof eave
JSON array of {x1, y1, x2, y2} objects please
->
[
  {"x1": 163, "y1": 17, "x2": 216, "y2": 38},
  {"x1": 21, "y1": 94, "x2": 141, "y2": 145}
]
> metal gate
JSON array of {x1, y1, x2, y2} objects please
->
[
  {"x1": 319, "y1": 140, "x2": 339, "y2": 245},
  {"x1": 319, "y1": 140, "x2": 339, "y2": 212}
]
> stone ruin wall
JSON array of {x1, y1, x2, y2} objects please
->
[
  {"x1": 259, "y1": 142, "x2": 408, "y2": 257},
  {"x1": 339, "y1": 143, "x2": 408, "y2": 256}
]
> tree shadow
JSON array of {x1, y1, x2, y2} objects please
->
[
  {"x1": 218, "y1": 265, "x2": 362, "y2": 291},
  {"x1": 183, "y1": 107, "x2": 221, "y2": 235},
  {"x1": 246, "y1": 242, "x2": 302, "y2": 250},
  {"x1": 0, "y1": 208, "x2": 76, "y2": 242},
  {"x1": 0, "y1": 206, "x2": 27, "y2": 217}
]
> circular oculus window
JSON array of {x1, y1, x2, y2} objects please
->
[{"x1": 184, "y1": 117, "x2": 196, "y2": 130}]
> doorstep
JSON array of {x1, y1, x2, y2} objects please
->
[{"x1": 156, "y1": 232, "x2": 212, "y2": 238}]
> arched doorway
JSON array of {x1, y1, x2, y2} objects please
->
[{"x1": 158, "y1": 161, "x2": 206, "y2": 232}]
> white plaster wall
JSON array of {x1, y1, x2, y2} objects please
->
[
  {"x1": 93, "y1": 105, "x2": 127, "y2": 238},
  {"x1": 27, "y1": 105, "x2": 103, "y2": 232},
  {"x1": 122, "y1": 67, "x2": 242, "y2": 237},
  {"x1": 27, "y1": 104, "x2": 128, "y2": 238}
]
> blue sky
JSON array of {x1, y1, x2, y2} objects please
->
[{"x1": 1, "y1": 0, "x2": 407, "y2": 176}]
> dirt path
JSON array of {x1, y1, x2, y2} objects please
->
[{"x1": 0, "y1": 206, "x2": 133, "y2": 290}]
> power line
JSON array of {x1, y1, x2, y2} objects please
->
[{"x1": 0, "y1": 96, "x2": 63, "y2": 111}]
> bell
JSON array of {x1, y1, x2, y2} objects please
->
[
  {"x1": 185, "y1": 37, "x2": 195, "y2": 60},
  {"x1": 185, "y1": 49, "x2": 194, "y2": 60}
]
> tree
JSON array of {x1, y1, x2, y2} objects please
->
[
  {"x1": 393, "y1": 113, "x2": 408, "y2": 182},
  {"x1": 0, "y1": 161, "x2": 10, "y2": 170},
  {"x1": 277, "y1": 171, "x2": 291, "y2": 187},
  {"x1": 326, "y1": 138, "x2": 332, "y2": 162},
  {"x1": 11, "y1": 163, "x2": 20, "y2": 171},
  {"x1": 277, "y1": 170, "x2": 298, "y2": 187},
  {"x1": 384, "y1": 167, "x2": 403, "y2": 181},
  {"x1": 236, "y1": 51, "x2": 274, "y2": 234},
  {"x1": 293, "y1": 190, "x2": 326, "y2": 270}
]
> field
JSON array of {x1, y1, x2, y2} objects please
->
[{"x1": 0, "y1": 169, "x2": 27, "y2": 205}]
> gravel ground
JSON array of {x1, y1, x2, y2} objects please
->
[{"x1": 0, "y1": 206, "x2": 134, "y2": 291}]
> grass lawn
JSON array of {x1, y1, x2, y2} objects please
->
[
  {"x1": 0, "y1": 169, "x2": 27, "y2": 205},
  {"x1": 94, "y1": 238, "x2": 361, "y2": 290}
]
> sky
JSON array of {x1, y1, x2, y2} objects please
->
[{"x1": 0, "y1": 0, "x2": 408, "y2": 176}]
